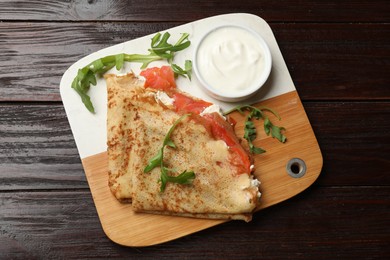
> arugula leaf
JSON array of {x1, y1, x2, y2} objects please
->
[
  {"x1": 171, "y1": 60, "x2": 192, "y2": 79},
  {"x1": 224, "y1": 105, "x2": 286, "y2": 154},
  {"x1": 264, "y1": 117, "x2": 287, "y2": 143},
  {"x1": 115, "y1": 53, "x2": 124, "y2": 70},
  {"x1": 72, "y1": 32, "x2": 192, "y2": 113},
  {"x1": 144, "y1": 114, "x2": 196, "y2": 192},
  {"x1": 143, "y1": 149, "x2": 163, "y2": 173},
  {"x1": 160, "y1": 168, "x2": 195, "y2": 192},
  {"x1": 244, "y1": 120, "x2": 266, "y2": 154}
]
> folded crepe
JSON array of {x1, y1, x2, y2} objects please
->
[{"x1": 105, "y1": 72, "x2": 261, "y2": 221}]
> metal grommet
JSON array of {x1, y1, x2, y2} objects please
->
[{"x1": 286, "y1": 158, "x2": 306, "y2": 178}]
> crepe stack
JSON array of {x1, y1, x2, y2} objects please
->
[{"x1": 105, "y1": 71, "x2": 261, "y2": 221}]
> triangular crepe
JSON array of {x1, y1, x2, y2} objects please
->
[{"x1": 105, "y1": 73, "x2": 260, "y2": 221}]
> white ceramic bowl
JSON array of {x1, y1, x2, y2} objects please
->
[{"x1": 193, "y1": 25, "x2": 272, "y2": 102}]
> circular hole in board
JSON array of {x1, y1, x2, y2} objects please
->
[{"x1": 286, "y1": 158, "x2": 306, "y2": 178}]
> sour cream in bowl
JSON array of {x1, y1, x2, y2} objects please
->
[{"x1": 193, "y1": 25, "x2": 272, "y2": 102}]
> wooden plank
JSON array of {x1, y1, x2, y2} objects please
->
[
  {"x1": 306, "y1": 102, "x2": 390, "y2": 186},
  {"x1": 0, "y1": 101, "x2": 389, "y2": 190},
  {"x1": 0, "y1": 22, "x2": 173, "y2": 102},
  {"x1": 0, "y1": 187, "x2": 389, "y2": 258},
  {"x1": 0, "y1": 0, "x2": 389, "y2": 22},
  {"x1": 1, "y1": 22, "x2": 389, "y2": 102},
  {"x1": 0, "y1": 104, "x2": 86, "y2": 190},
  {"x1": 271, "y1": 23, "x2": 390, "y2": 100}
]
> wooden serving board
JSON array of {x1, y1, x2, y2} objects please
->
[
  {"x1": 81, "y1": 90, "x2": 322, "y2": 247},
  {"x1": 60, "y1": 13, "x2": 323, "y2": 247}
]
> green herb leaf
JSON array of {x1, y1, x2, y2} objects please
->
[
  {"x1": 244, "y1": 118, "x2": 266, "y2": 154},
  {"x1": 84, "y1": 70, "x2": 97, "y2": 87},
  {"x1": 72, "y1": 32, "x2": 192, "y2": 113},
  {"x1": 143, "y1": 149, "x2": 163, "y2": 173},
  {"x1": 171, "y1": 60, "x2": 192, "y2": 80},
  {"x1": 244, "y1": 121, "x2": 257, "y2": 141},
  {"x1": 124, "y1": 53, "x2": 162, "y2": 69},
  {"x1": 159, "y1": 167, "x2": 169, "y2": 192},
  {"x1": 91, "y1": 59, "x2": 104, "y2": 73},
  {"x1": 224, "y1": 105, "x2": 286, "y2": 154},
  {"x1": 151, "y1": 33, "x2": 161, "y2": 46},
  {"x1": 165, "y1": 139, "x2": 176, "y2": 149},
  {"x1": 224, "y1": 105, "x2": 280, "y2": 120},
  {"x1": 144, "y1": 114, "x2": 196, "y2": 192},
  {"x1": 264, "y1": 117, "x2": 287, "y2": 143},
  {"x1": 115, "y1": 53, "x2": 125, "y2": 70},
  {"x1": 185, "y1": 60, "x2": 192, "y2": 80},
  {"x1": 169, "y1": 170, "x2": 196, "y2": 185},
  {"x1": 174, "y1": 33, "x2": 190, "y2": 46},
  {"x1": 160, "y1": 169, "x2": 195, "y2": 192},
  {"x1": 71, "y1": 69, "x2": 95, "y2": 113},
  {"x1": 251, "y1": 145, "x2": 266, "y2": 154}
]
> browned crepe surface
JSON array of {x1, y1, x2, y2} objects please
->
[{"x1": 105, "y1": 73, "x2": 260, "y2": 221}]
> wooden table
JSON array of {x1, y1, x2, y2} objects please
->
[{"x1": 1, "y1": 1, "x2": 389, "y2": 259}]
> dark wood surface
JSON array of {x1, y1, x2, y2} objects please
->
[{"x1": 1, "y1": 1, "x2": 389, "y2": 259}]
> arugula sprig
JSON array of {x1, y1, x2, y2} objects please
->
[
  {"x1": 144, "y1": 114, "x2": 195, "y2": 192},
  {"x1": 171, "y1": 60, "x2": 192, "y2": 80},
  {"x1": 71, "y1": 32, "x2": 192, "y2": 113},
  {"x1": 224, "y1": 105, "x2": 286, "y2": 154}
]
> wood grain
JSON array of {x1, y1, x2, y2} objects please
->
[
  {"x1": 272, "y1": 23, "x2": 390, "y2": 100},
  {"x1": 305, "y1": 102, "x2": 390, "y2": 186},
  {"x1": 1, "y1": 23, "x2": 388, "y2": 101},
  {"x1": 0, "y1": 22, "x2": 173, "y2": 102},
  {"x1": 0, "y1": 104, "x2": 86, "y2": 190},
  {"x1": 0, "y1": 0, "x2": 389, "y2": 22},
  {"x1": 0, "y1": 187, "x2": 389, "y2": 258}
]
